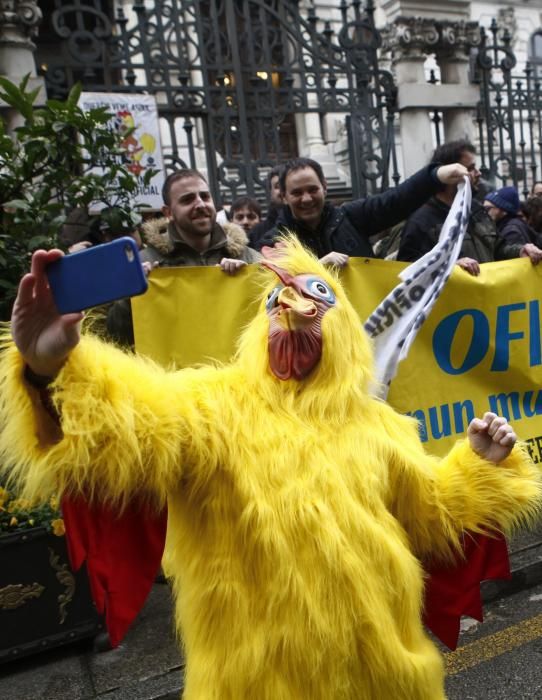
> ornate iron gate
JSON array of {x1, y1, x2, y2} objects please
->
[
  {"x1": 475, "y1": 19, "x2": 542, "y2": 197},
  {"x1": 36, "y1": 0, "x2": 399, "y2": 204}
]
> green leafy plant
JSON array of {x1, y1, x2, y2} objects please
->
[
  {"x1": 0, "y1": 75, "x2": 156, "y2": 320},
  {"x1": 0, "y1": 485, "x2": 65, "y2": 536}
]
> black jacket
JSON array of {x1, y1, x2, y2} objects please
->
[
  {"x1": 397, "y1": 197, "x2": 523, "y2": 263},
  {"x1": 249, "y1": 205, "x2": 283, "y2": 249},
  {"x1": 256, "y1": 165, "x2": 443, "y2": 257},
  {"x1": 496, "y1": 214, "x2": 537, "y2": 246}
]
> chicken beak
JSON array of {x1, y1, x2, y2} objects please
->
[{"x1": 276, "y1": 287, "x2": 317, "y2": 330}]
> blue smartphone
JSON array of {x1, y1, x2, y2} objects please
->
[{"x1": 46, "y1": 237, "x2": 148, "y2": 314}]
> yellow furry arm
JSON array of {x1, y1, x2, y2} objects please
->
[
  {"x1": 381, "y1": 406, "x2": 542, "y2": 561},
  {"x1": 435, "y1": 439, "x2": 541, "y2": 534},
  {"x1": 0, "y1": 335, "x2": 216, "y2": 508}
]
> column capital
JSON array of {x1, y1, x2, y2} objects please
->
[
  {"x1": 0, "y1": 0, "x2": 43, "y2": 49},
  {"x1": 437, "y1": 20, "x2": 481, "y2": 62},
  {"x1": 382, "y1": 16, "x2": 481, "y2": 63},
  {"x1": 382, "y1": 16, "x2": 440, "y2": 62}
]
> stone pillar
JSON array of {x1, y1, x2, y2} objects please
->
[
  {"x1": 382, "y1": 10, "x2": 481, "y2": 175},
  {"x1": 302, "y1": 111, "x2": 342, "y2": 184},
  {"x1": 384, "y1": 18, "x2": 439, "y2": 174},
  {"x1": 0, "y1": 0, "x2": 42, "y2": 77},
  {"x1": 0, "y1": 0, "x2": 46, "y2": 129},
  {"x1": 436, "y1": 21, "x2": 481, "y2": 143}
]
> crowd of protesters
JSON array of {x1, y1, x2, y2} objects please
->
[
  {"x1": 60, "y1": 139, "x2": 542, "y2": 345},
  {"x1": 395, "y1": 140, "x2": 542, "y2": 274}
]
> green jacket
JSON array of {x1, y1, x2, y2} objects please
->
[
  {"x1": 140, "y1": 217, "x2": 261, "y2": 267},
  {"x1": 106, "y1": 218, "x2": 260, "y2": 346}
]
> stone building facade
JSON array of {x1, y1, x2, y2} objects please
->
[
  {"x1": 320, "y1": 0, "x2": 542, "y2": 181},
  {"x1": 1, "y1": 1, "x2": 541, "y2": 198}
]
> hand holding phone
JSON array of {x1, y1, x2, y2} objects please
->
[
  {"x1": 46, "y1": 237, "x2": 148, "y2": 314},
  {"x1": 11, "y1": 249, "x2": 83, "y2": 380}
]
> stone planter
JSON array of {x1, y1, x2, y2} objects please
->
[{"x1": 0, "y1": 527, "x2": 102, "y2": 663}]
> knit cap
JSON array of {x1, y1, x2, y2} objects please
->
[{"x1": 484, "y1": 186, "x2": 520, "y2": 215}]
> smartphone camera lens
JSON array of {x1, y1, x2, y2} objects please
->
[{"x1": 124, "y1": 244, "x2": 135, "y2": 262}]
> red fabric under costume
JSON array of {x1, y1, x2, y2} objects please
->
[
  {"x1": 61, "y1": 497, "x2": 167, "y2": 647},
  {"x1": 62, "y1": 499, "x2": 509, "y2": 651},
  {"x1": 423, "y1": 532, "x2": 511, "y2": 650}
]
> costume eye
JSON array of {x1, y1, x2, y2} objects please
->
[
  {"x1": 305, "y1": 277, "x2": 336, "y2": 304},
  {"x1": 266, "y1": 285, "x2": 283, "y2": 311}
]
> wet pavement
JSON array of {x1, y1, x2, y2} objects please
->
[
  {"x1": 0, "y1": 583, "x2": 183, "y2": 700},
  {"x1": 1, "y1": 525, "x2": 542, "y2": 700}
]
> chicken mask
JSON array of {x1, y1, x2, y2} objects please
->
[{"x1": 263, "y1": 260, "x2": 336, "y2": 380}]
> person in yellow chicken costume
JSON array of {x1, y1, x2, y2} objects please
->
[{"x1": 0, "y1": 239, "x2": 541, "y2": 700}]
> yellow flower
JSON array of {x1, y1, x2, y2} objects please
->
[
  {"x1": 49, "y1": 496, "x2": 59, "y2": 510},
  {"x1": 28, "y1": 519, "x2": 35, "y2": 526},
  {"x1": 9, "y1": 516, "x2": 18, "y2": 527},
  {"x1": 10, "y1": 498, "x2": 30, "y2": 510},
  {"x1": 51, "y1": 519, "x2": 65, "y2": 537}
]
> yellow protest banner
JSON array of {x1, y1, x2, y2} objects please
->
[
  {"x1": 132, "y1": 264, "x2": 262, "y2": 368},
  {"x1": 132, "y1": 257, "x2": 542, "y2": 458}
]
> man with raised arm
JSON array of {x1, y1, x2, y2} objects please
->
[{"x1": 256, "y1": 157, "x2": 470, "y2": 267}]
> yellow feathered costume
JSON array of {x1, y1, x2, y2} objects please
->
[{"x1": 0, "y1": 239, "x2": 541, "y2": 699}]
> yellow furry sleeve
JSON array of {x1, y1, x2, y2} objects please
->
[
  {"x1": 0, "y1": 335, "x2": 218, "y2": 509},
  {"x1": 379, "y1": 404, "x2": 542, "y2": 562}
]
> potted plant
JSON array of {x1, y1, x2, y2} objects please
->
[{"x1": 0, "y1": 485, "x2": 102, "y2": 663}]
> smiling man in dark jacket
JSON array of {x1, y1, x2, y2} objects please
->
[{"x1": 256, "y1": 156, "x2": 468, "y2": 266}]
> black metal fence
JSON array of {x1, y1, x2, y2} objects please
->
[
  {"x1": 474, "y1": 19, "x2": 542, "y2": 197},
  {"x1": 33, "y1": 2, "x2": 542, "y2": 203},
  {"x1": 35, "y1": 0, "x2": 399, "y2": 205}
]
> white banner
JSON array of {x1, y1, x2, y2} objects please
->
[
  {"x1": 364, "y1": 178, "x2": 472, "y2": 397},
  {"x1": 79, "y1": 92, "x2": 165, "y2": 210}
]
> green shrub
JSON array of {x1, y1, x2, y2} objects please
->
[{"x1": 0, "y1": 75, "x2": 154, "y2": 320}]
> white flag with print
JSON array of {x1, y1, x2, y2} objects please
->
[{"x1": 364, "y1": 178, "x2": 472, "y2": 398}]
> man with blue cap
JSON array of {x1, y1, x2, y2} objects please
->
[{"x1": 484, "y1": 185, "x2": 538, "y2": 246}]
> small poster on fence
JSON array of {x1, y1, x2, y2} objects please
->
[{"x1": 79, "y1": 92, "x2": 165, "y2": 210}]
